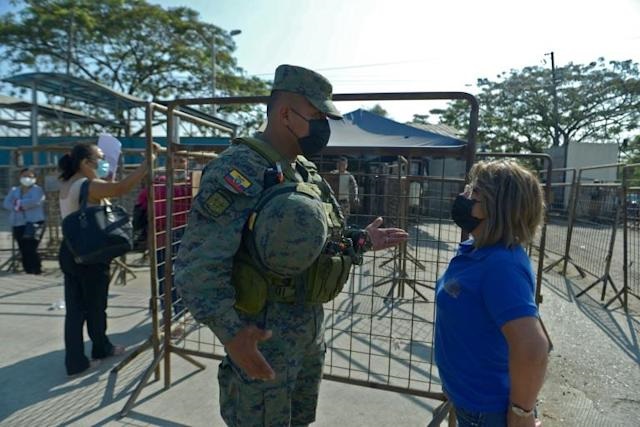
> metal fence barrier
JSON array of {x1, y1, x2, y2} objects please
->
[
  {"x1": 118, "y1": 93, "x2": 480, "y2": 426},
  {"x1": 620, "y1": 163, "x2": 640, "y2": 309},
  {"x1": 565, "y1": 164, "x2": 624, "y2": 307},
  {"x1": 536, "y1": 168, "x2": 576, "y2": 273}
]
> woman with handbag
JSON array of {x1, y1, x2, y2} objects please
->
[
  {"x1": 58, "y1": 142, "x2": 156, "y2": 376},
  {"x1": 3, "y1": 168, "x2": 46, "y2": 275}
]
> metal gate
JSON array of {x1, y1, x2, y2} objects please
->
[
  {"x1": 620, "y1": 163, "x2": 640, "y2": 309},
  {"x1": 564, "y1": 164, "x2": 625, "y2": 307},
  {"x1": 536, "y1": 167, "x2": 577, "y2": 273},
  {"x1": 121, "y1": 93, "x2": 483, "y2": 423}
]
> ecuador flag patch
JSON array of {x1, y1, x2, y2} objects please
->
[{"x1": 223, "y1": 169, "x2": 253, "y2": 194}]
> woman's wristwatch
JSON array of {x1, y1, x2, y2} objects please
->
[{"x1": 510, "y1": 403, "x2": 534, "y2": 418}]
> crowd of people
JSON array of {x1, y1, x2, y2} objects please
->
[{"x1": 1, "y1": 63, "x2": 551, "y2": 426}]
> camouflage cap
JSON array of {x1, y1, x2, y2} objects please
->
[
  {"x1": 272, "y1": 64, "x2": 343, "y2": 120},
  {"x1": 251, "y1": 183, "x2": 328, "y2": 277}
]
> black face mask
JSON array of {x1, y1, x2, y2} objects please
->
[
  {"x1": 451, "y1": 194, "x2": 482, "y2": 233},
  {"x1": 288, "y1": 108, "x2": 331, "y2": 157}
]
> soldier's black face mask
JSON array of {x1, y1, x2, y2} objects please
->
[
  {"x1": 288, "y1": 108, "x2": 331, "y2": 157},
  {"x1": 451, "y1": 194, "x2": 483, "y2": 233}
]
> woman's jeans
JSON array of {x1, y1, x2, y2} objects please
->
[{"x1": 454, "y1": 406, "x2": 507, "y2": 427}]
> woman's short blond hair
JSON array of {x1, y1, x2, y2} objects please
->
[{"x1": 469, "y1": 159, "x2": 544, "y2": 248}]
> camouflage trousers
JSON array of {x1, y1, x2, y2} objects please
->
[{"x1": 218, "y1": 301, "x2": 326, "y2": 427}]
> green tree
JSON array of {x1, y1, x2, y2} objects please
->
[
  {"x1": 410, "y1": 113, "x2": 430, "y2": 125},
  {"x1": 0, "y1": 0, "x2": 269, "y2": 134},
  {"x1": 622, "y1": 134, "x2": 640, "y2": 163},
  {"x1": 430, "y1": 58, "x2": 640, "y2": 154},
  {"x1": 367, "y1": 103, "x2": 388, "y2": 117}
]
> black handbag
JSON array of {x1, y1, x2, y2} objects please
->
[
  {"x1": 23, "y1": 221, "x2": 45, "y2": 240},
  {"x1": 62, "y1": 179, "x2": 133, "y2": 264}
]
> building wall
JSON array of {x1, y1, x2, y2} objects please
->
[
  {"x1": 545, "y1": 142, "x2": 619, "y2": 182},
  {"x1": 545, "y1": 142, "x2": 619, "y2": 209}
]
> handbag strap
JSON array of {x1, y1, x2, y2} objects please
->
[{"x1": 78, "y1": 179, "x2": 90, "y2": 212}]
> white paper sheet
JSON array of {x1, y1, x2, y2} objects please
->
[{"x1": 97, "y1": 134, "x2": 122, "y2": 178}]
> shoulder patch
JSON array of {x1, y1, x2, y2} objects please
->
[
  {"x1": 223, "y1": 169, "x2": 254, "y2": 194},
  {"x1": 202, "y1": 190, "x2": 233, "y2": 217}
]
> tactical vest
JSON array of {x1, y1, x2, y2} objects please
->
[{"x1": 230, "y1": 137, "x2": 353, "y2": 314}]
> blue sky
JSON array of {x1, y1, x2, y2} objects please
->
[
  {"x1": 151, "y1": 0, "x2": 640, "y2": 121},
  {"x1": 1, "y1": 0, "x2": 639, "y2": 122}
]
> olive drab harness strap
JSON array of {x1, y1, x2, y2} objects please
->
[
  {"x1": 295, "y1": 155, "x2": 345, "y2": 233},
  {"x1": 232, "y1": 137, "x2": 297, "y2": 181}
]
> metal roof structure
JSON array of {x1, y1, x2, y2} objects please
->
[
  {"x1": 2, "y1": 73, "x2": 239, "y2": 134},
  {"x1": 335, "y1": 109, "x2": 466, "y2": 147},
  {"x1": 3, "y1": 72, "x2": 145, "y2": 111},
  {"x1": 0, "y1": 94, "x2": 120, "y2": 127},
  {"x1": 408, "y1": 122, "x2": 465, "y2": 139},
  {"x1": 155, "y1": 101, "x2": 239, "y2": 134},
  {"x1": 0, "y1": 118, "x2": 30, "y2": 129}
]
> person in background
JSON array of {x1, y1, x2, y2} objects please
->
[
  {"x1": 135, "y1": 153, "x2": 192, "y2": 335},
  {"x1": 58, "y1": 142, "x2": 157, "y2": 377},
  {"x1": 3, "y1": 168, "x2": 46, "y2": 274},
  {"x1": 330, "y1": 156, "x2": 359, "y2": 222},
  {"x1": 435, "y1": 159, "x2": 549, "y2": 427}
]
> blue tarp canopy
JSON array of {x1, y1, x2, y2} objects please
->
[{"x1": 327, "y1": 109, "x2": 466, "y2": 148}]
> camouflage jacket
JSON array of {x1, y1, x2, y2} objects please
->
[{"x1": 175, "y1": 141, "x2": 291, "y2": 344}]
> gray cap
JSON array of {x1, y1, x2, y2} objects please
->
[{"x1": 272, "y1": 64, "x2": 342, "y2": 120}]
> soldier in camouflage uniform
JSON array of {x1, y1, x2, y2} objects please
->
[
  {"x1": 175, "y1": 64, "x2": 409, "y2": 427},
  {"x1": 330, "y1": 156, "x2": 359, "y2": 223}
]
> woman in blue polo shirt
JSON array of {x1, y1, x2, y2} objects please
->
[{"x1": 435, "y1": 160, "x2": 549, "y2": 427}]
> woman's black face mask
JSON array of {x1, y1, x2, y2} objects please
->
[
  {"x1": 289, "y1": 108, "x2": 331, "y2": 157},
  {"x1": 451, "y1": 194, "x2": 482, "y2": 233}
]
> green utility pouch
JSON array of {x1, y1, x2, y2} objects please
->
[
  {"x1": 232, "y1": 254, "x2": 268, "y2": 315},
  {"x1": 233, "y1": 251, "x2": 353, "y2": 312},
  {"x1": 304, "y1": 253, "x2": 352, "y2": 304}
]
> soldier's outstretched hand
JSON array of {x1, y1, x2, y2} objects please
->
[
  {"x1": 225, "y1": 325, "x2": 276, "y2": 381},
  {"x1": 365, "y1": 217, "x2": 409, "y2": 251}
]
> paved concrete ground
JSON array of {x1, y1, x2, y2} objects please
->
[{"x1": 0, "y1": 257, "x2": 638, "y2": 426}]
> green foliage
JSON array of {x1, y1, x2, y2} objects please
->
[
  {"x1": 428, "y1": 58, "x2": 640, "y2": 154},
  {"x1": 0, "y1": 0, "x2": 269, "y2": 133},
  {"x1": 410, "y1": 113, "x2": 430, "y2": 125},
  {"x1": 622, "y1": 134, "x2": 640, "y2": 164},
  {"x1": 367, "y1": 103, "x2": 388, "y2": 117}
]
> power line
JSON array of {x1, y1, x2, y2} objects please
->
[{"x1": 249, "y1": 58, "x2": 445, "y2": 77}]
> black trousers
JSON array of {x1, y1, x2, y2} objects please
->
[
  {"x1": 12, "y1": 224, "x2": 43, "y2": 274},
  {"x1": 59, "y1": 242, "x2": 114, "y2": 375}
]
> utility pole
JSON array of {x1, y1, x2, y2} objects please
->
[
  {"x1": 192, "y1": 29, "x2": 241, "y2": 116},
  {"x1": 547, "y1": 52, "x2": 560, "y2": 146},
  {"x1": 546, "y1": 52, "x2": 562, "y2": 162}
]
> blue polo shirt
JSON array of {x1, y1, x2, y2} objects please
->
[{"x1": 434, "y1": 239, "x2": 538, "y2": 413}]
